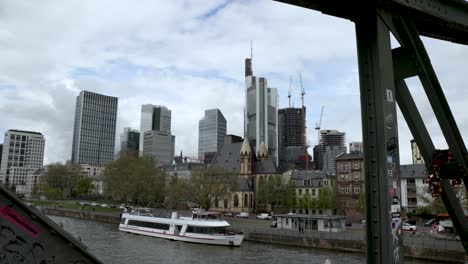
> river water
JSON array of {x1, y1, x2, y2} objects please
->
[{"x1": 50, "y1": 216, "x2": 436, "y2": 264}]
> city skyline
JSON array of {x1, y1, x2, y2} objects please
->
[{"x1": 1, "y1": 1, "x2": 467, "y2": 165}]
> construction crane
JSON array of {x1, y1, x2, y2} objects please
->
[
  {"x1": 299, "y1": 73, "x2": 309, "y2": 171},
  {"x1": 315, "y1": 105, "x2": 324, "y2": 146}
]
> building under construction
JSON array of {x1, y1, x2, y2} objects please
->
[{"x1": 278, "y1": 107, "x2": 310, "y2": 172}]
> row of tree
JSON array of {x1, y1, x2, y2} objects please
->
[
  {"x1": 36, "y1": 151, "x2": 341, "y2": 211},
  {"x1": 36, "y1": 164, "x2": 95, "y2": 199}
]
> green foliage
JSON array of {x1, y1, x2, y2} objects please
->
[
  {"x1": 104, "y1": 152, "x2": 165, "y2": 206},
  {"x1": 182, "y1": 166, "x2": 237, "y2": 210},
  {"x1": 165, "y1": 177, "x2": 189, "y2": 210},
  {"x1": 317, "y1": 187, "x2": 336, "y2": 209},
  {"x1": 43, "y1": 187, "x2": 62, "y2": 200},
  {"x1": 256, "y1": 175, "x2": 289, "y2": 210},
  {"x1": 356, "y1": 191, "x2": 366, "y2": 214},
  {"x1": 76, "y1": 178, "x2": 95, "y2": 196},
  {"x1": 411, "y1": 206, "x2": 434, "y2": 220},
  {"x1": 40, "y1": 163, "x2": 81, "y2": 199}
]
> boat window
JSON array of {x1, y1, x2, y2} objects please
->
[
  {"x1": 186, "y1": 226, "x2": 227, "y2": 234},
  {"x1": 127, "y1": 220, "x2": 170, "y2": 230},
  {"x1": 206, "y1": 214, "x2": 219, "y2": 220},
  {"x1": 120, "y1": 218, "x2": 126, "y2": 224}
]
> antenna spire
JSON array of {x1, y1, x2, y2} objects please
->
[{"x1": 250, "y1": 40, "x2": 253, "y2": 59}]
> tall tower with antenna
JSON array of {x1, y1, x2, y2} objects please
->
[{"x1": 244, "y1": 41, "x2": 278, "y2": 163}]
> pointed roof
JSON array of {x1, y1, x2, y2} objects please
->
[
  {"x1": 240, "y1": 137, "x2": 252, "y2": 155},
  {"x1": 258, "y1": 141, "x2": 268, "y2": 158}
]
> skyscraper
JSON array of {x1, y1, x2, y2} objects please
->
[
  {"x1": 0, "y1": 130, "x2": 45, "y2": 187},
  {"x1": 143, "y1": 130, "x2": 174, "y2": 167},
  {"x1": 0, "y1": 144, "x2": 3, "y2": 169},
  {"x1": 139, "y1": 104, "x2": 171, "y2": 156},
  {"x1": 410, "y1": 139, "x2": 424, "y2": 164},
  {"x1": 198, "y1": 109, "x2": 227, "y2": 164},
  {"x1": 278, "y1": 107, "x2": 306, "y2": 171},
  {"x1": 244, "y1": 57, "x2": 278, "y2": 164},
  {"x1": 120, "y1": 127, "x2": 140, "y2": 155},
  {"x1": 71, "y1": 90, "x2": 118, "y2": 166},
  {"x1": 314, "y1": 130, "x2": 346, "y2": 175}
]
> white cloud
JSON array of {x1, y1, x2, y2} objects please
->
[{"x1": 0, "y1": 0, "x2": 467, "y2": 166}]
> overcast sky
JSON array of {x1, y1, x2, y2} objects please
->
[{"x1": 1, "y1": 0, "x2": 467, "y2": 165}]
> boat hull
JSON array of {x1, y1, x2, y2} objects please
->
[{"x1": 119, "y1": 224, "x2": 244, "y2": 246}]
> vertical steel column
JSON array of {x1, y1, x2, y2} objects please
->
[{"x1": 355, "y1": 8, "x2": 403, "y2": 264}]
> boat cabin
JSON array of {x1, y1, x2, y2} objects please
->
[
  {"x1": 273, "y1": 214, "x2": 347, "y2": 232},
  {"x1": 192, "y1": 211, "x2": 223, "y2": 221}
]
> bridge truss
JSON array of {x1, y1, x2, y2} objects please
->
[{"x1": 274, "y1": 0, "x2": 468, "y2": 263}]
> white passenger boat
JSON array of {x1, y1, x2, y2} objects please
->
[{"x1": 119, "y1": 209, "x2": 244, "y2": 246}]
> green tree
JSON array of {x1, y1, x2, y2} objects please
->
[
  {"x1": 256, "y1": 175, "x2": 289, "y2": 210},
  {"x1": 282, "y1": 183, "x2": 297, "y2": 209},
  {"x1": 76, "y1": 178, "x2": 95, "y2": 196},
  {"x1": 183, "y1": 166, "x2": 237, "y2": 210},
  {"x1": 104, "y1": 152, "x2": 165, "y2": 206},
  {"x1": 317, "y1": 187, "x2": 336, "y2": 210},
  {"x1": 40, "y1": 163, "x2": 81, "y2": 199},
  {"x1": 165, "y1": 177, "x2": 189, "y2": 209},
  {"x1": 355, "y1": 191, "x2": 366, "y2": 214}
]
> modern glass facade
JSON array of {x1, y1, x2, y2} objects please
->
[
  {"x1": 198, "y1": 109, "x2": 227, "y2": 163},
  {"x1": 244, "y1": 58, "x2": 278, "y2": 163},
  {"x1": 71, "y1": 90, "x2": 118, "y2": 166},
  {"x1": 120, "y1": 127, "x2": 140, "y2": 154},
  {"x1": 143, "y1": 130, "x2": 174, "y2": 167},
  {"x1": 139, "y1": 104, "x2": 171, "y2": 156}
]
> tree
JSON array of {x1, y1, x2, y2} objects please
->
[
  {"x1": 282, "y1": 183, "x2": 297, "y2": 209},
  {"x1": 355, "y1": 191, "x2": 366, "y2": 214},
  {"x1": 165, "y1": 177, "x2": 189, "y2": 210},
  {"x1": 76, "y1": 178, "x2": 95, "y2": 196},
  {"x1": 256, "y1": 175, "x2": 289, "y2": 211},
  {"x1": 104, "y1": 152, "x2": 165, "y2": 206},
  {"x1": 317, "y1": 187, "x2": 336, "y2": 210},
  {"x1": 40, "y1": 163, "x2": 81, "y2": 199},
  {"x1": 183, "y1": 166, "x2": 237, "y2": 210}
]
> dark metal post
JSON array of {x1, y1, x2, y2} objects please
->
[{"x1": 355, "y1": 8, "x2": 403, "y2": 264}]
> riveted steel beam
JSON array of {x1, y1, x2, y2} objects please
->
[
  {"x1": 0, "y1": 186, "x2": 103, "y2": 263},
  {"x1": 356, "y1": 7, "x2": 403, "y2": 263}
]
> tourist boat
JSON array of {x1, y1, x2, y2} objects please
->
[{"x1": 119, "y1": 209, "x2": 244, "y2": 246}]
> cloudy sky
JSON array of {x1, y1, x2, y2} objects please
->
[{"x1": 1, "y1": 0, "x2": 467, "y2": 165}]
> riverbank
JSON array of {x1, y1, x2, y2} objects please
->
[{"x1": 43, "y1": 207, "x2": 467, "y2": 263}]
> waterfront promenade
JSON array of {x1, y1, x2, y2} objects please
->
[{"x1": 43, "y1": 207, "x2": 467, "y2": 263}]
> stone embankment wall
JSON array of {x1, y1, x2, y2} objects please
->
[
  {"x1": 246, "y1": 232, "x2": 468, "y2": 263},
  {"x1": 44, "y1": 207, "x2": 121, "y2": 224}
]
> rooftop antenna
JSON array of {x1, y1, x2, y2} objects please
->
[
  {"x1": 288, "y1": 76, "x2": 292, "y2": 108},
  {"x1": 250, "y1": 40, "x2": 253, "y2": 59}
]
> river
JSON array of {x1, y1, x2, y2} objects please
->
[{"x1": 50, "y1": 216, "x2": 437, "y2": 264}]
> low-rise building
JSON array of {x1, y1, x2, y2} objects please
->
[
  {"x1": 335, "y1": 152, "x2": 364, "y2": 220},
  {"x1": 273, "y1": 214, "x2": 347, "y2": 232},
  {"x1": 400, "y1": 164, "x2": 428, "y2": 212},
  {"x1": 79, "y1": 164, "x2": 105, "y2": 195}
]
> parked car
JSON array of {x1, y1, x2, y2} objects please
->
[
  {"x1": 402, "y1": 222, "x2": 417, "y2": 231},
  {"x1": 224, "y1": 212, "x2": 234, "y2": 217},
  {"x1": 256, "y1": 213, "x2": 272, "y2": 220},
  {"x1": 119, "y1": 204, "x2": 126, "y2": 209},
  {"x1": 424, "y1": 219, "x2": 437, "y2": 226},
  {"x1": 345, "y1": 219, "x2": 352, "y2": 227},
  {"x1": 236, "y1": 212, "x2": 249, "y2": 218},
  {"x1": 405, "y1": 219, "x2": 417, "y2": 226},
  {"x1": 100, "y1": 204, "x2": 109, "y2": 208},
  {"x1": 90, "y1": 202, "x2": 97, "y2": 206}
]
